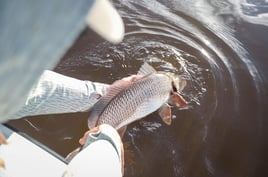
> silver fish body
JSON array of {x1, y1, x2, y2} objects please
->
[{"x1": 88, "y1": 63, "x2": 187, "y2": 131}]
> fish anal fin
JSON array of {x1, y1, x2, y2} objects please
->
[
  {"x1": 158, "y1": 104, "x2": 172, "y2": 125},
  {"x1": 169, "y1": 92, "x2": 188, "y2": 108},
  {"x1": 137, "y1": 63, "x2": 156, "y2": 75},
  {"x1": 118, "y1": 126, "x2": 127, "y2": 138}
]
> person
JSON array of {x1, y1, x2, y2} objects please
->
[{"x1": 0, "y1": 0, "x2": 126, "y2": 176}]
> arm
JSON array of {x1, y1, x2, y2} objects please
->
[{"x1": 11, "y1": 70, "x2": 108, "y2": 119}]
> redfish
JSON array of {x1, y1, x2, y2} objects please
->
[{"x1": 88, "y1": 63, "x2": 187, "y2": 135}]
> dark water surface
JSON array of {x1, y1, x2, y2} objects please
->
[{"x1": 8, "y1": 0, "x2": 268, "y2": 177}]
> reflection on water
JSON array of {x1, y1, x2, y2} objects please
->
[{"x1": 8, "y1": 0, "x2": 268, "y2": 177}]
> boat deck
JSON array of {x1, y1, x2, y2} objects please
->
[{"x1": 0, "y1": 124, "x2": 67, "y2": 177}]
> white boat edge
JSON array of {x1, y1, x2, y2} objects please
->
[{"x1": 0, "y1": 124, "x2": 67, "y2": 177}]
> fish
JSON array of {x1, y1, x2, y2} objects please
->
[
  {"x1": 87, "y1": 63, "x2": 188, "y2": 136},
  {"x1": 65, "y1": 63, "x2": 188, "y2": 162}
]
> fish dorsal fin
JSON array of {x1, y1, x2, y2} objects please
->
[
  {"x1": 92, "y1": 80, "x2": 132, "y2": 117},
  {"x1": 137, "y1": 63, "x2": 157, "y2": 75}
]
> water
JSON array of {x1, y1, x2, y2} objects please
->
[{"x1": 8, "y1": 0, "x2": 268, "y2": 176}]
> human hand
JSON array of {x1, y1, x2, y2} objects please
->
[
  {"x1": 0, "y1": 132, "x2": 7, "y2": 170},
  {"x1": 79, "y1": 124, "x2": 125, "y2": 176},
  {"x1": 95, "y1": 74, "x2": 144, "y2": 100},
  {"x1": 120, "y1": 74, "x2": 144, "y2": 82},
  {"x1": 0, "y1": 132, "x2": 7, "y2": 145}
]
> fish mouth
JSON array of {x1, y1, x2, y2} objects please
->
[
  {"x1": 161, "y1": 72, "x2": 187, "y2": 92},
  {"x1": 158, "y1": 71, "x2": 188, "y2": 109},
  {"x1": 172, "y1": 81, "x2": 178, "y2": 92}
]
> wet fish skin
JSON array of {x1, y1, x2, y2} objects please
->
[{"x1": 87, "y1": 63, "x2": 187, "y2": 132}]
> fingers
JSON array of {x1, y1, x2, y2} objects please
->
[
  {"x1": 78, "y1": 124, "x2": 125, "y2": 175},
  {"x1": 0, "y1": 132, "x2": 7, "y2": 145},
  {"x1": 121, "y1": 75, "x2": 144, "y2": 82},
  {"x1": 120, "y1": 140, "x2": 124, "y2": 176},
  {"x1": 0, "y1": 132, "x2": 7, "y2": 171},
  {"x1": 0, "y1": 158, "x2": 5, "y2": 169}
]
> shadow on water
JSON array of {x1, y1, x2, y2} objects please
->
[{"x1": 8, "y1": 0, "x2": 268, "y2": 177}]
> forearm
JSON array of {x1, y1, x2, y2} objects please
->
[{"x1": 11, "y1": 70, "x2": 107, "y2": 119}]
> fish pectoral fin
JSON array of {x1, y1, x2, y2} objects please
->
[
  {"x1": 169, "y1": 92, "x2": 188, "y2": 108},
  {"x1": 158, "y1": 104, "x2": 172, "y2": 125},
  {"x1": 117, "y1": 126, "x2": 127, "y2": 138}
]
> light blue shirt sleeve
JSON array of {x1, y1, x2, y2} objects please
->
[{"x1": 11, "y1": 70, "x2": 108, "y2": 119}]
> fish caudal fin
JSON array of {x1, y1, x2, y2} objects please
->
[
  {"x1": 118, "y1": 126, "x2": 127, "y2": 138},
  {"x1": 137, "y1": 63, "x2": 156, "y2": 75},
  {"x1": 158, "y1": 103, "x2": 172, "y2": 125},
  {"x1": 65, "y1": 147, "x2": 82, "y2": 162}
]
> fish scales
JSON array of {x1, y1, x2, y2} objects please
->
[
  {"x1": 90, "y1": 73, "x2": 173, "y2": 130},
  {"x1": 65, "y1": 63, "x2": 187, "y2": 161}
]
